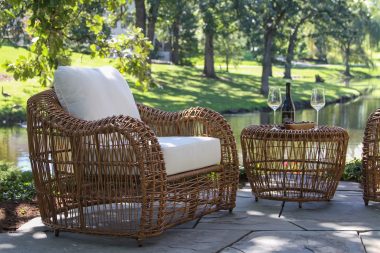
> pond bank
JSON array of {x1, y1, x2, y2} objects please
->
[
  {"x1": 0, "y1": 86, "x2": 370, "y2": 126},
  {"x1": 221, "y1": 84, "x2": 374, "y2": 115},
  {"x1": 1, "y1": 80, "x2": 379, "y2": 170}
]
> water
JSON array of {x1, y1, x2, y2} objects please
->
[
  {"x1": 1, "y1": 80, "x2": 379, "y2": 170},
  {"x1": 0, "y1": 127, "x2": 30, "y2": 170}
]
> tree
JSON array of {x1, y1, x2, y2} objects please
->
[
  {"x1": 177, "y1": 5, "x2": 198, "y2": 65},
  {"x1": 132, "y1": 0, "x2": 161, "y2": 61},
  {"x1": 282, "y1": 1, "x2": 310, "y2": 79},
  {"x1": 0, "y1": 1, "x2": 28, "y2": 46},
  {"x1": 215, "y1": 31, "x2": 245, "y2": 72},
  {"x1": 282, "y1": 0, "x2": 333, "y2": 79},
  {"x1": 313, "y1": 32, "x2": 329, "y2": 63},
  {"x1": 160, "y1": 0, "x2": 182, "y2": 64},
  {"x1": 5, "y1": 0, "x2": 153, "y2": 89},
  {"x1": 134, "y1": 0, "x2": 146, "y2": 35},
  {"x1": 199, "y1": 0, "x2": 218, "y2": 78},
  {"x1": 69, "y1": 2, "x2": 111, "y2": 53},
  {"x1": 368, "y1": 18, "x2": 380, "y2": 50},
  {"x1": 147, "y1": 0, "x2": 160, "y2": 44},
  {"x1": 215, "y1": 0, "x2": 245, "y2": 72},
  {"x1": 171, "y1": 15, "x2": 180, "y2": 64},
  {"x1": 367, "y1": 0, "x2": 380, "y2": 50},
  {"x1": 236, "y1": 0, "x2": 293, "y2": 95},
  {"x1": 330, "y1": 1, "x2": 370, "y2": 77},
  {"x1": 156, "y1": 0, "x2": 198, "y2": 65}
]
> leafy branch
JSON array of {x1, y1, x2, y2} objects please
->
[{"x1": 4, "y1": 0, "x2": 154, "y2": 89}]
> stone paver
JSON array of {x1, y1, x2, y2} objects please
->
[
  {"x1": 197, "y1": 211, "x2": 301, "y2": 231},
  {"x1": 1, "y1": 221, "x2": 249, "y2": 253},
  {"x1": 0, "y1": 181, "x2": 379, "y2": 253},
  {"x1": 336, "y1": 181, "x2": 362, "y2": 191},
  {"x1": 220, "y1": 231, "x2": 365, "y2": 253},
  {"x1": 359, "y1": 231, "x2": 380, "y2": 253},
  {"x1": 280, "y1": 197, "x2": 380, "y2": 231}
]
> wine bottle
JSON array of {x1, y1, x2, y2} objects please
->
[{"x1": 281, "y1": 82, "x2": 295, "y2": 123}]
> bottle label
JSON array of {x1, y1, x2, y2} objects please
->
[{"x1": 282, "y1": 111, "x2": 295, "y2": 123}]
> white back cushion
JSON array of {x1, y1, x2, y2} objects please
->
[{"x1": 54, "y1": 66, "x2": 141, "y2": 121}]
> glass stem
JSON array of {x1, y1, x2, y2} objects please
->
[
  {"x1": 274, "y1": 109, "x2": 276, "y2": 126},
  {"x1": 316, "y1": 109, "x2": 319, "y2": 128}
]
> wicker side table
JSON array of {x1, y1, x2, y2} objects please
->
[{"x1": 241, "y1": 125, "x2": 349, "y2": 204}]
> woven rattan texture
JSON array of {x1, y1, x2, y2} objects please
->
[
  {"x1": 27, "y1": 89, "x2": 239, "y2": 241},
  {"x1": 241, "y1": 125, "x2": 349, "y2": 202},
  {"x1": 363, "y1": 109, "x2": 380, "y2": 205}
]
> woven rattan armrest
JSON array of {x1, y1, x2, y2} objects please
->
[
  {"x1": 137, "y1": 103, "x2": 239, "y2": 171},
  {"x1": 137, "y1": 104, "x2": 233, "y2": 137},
  {"x1": 27, "y1": 89, "x2": 166, "y2": 192}
]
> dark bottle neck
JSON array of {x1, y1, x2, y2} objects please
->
[{"x1": 285, "y1": 83, "x2": 291, "y2": 98}]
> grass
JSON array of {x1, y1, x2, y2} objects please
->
[{"x1": 0, "y1": 45, "x2": 379, "y2": 124}]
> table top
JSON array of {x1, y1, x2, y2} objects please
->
[{"x1": 241, "y1": 124, "x2": 349, "y2": 141}]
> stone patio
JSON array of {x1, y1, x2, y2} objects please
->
[{"x1": 1, "y1": 181, "x2": 379, "y2": 253}]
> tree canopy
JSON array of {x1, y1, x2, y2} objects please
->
[
  {"x1": 1, "y1": 0, "x2": 379, "y2": 93},
  {"x1": 3, "y1": 0, "x2": 153, "y2": 89}
]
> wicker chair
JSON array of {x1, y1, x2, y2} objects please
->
[
  {"x1": 363, "y1": 108, "x2": 380, "y2": 205},
  {"x1": 27, "y1": 70, "x2": 238, "y2": 245}
]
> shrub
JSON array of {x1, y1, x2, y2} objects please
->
[
  {"x1": 0, "y1": 161, "x2": 35, "y2": 201},
  {"x1": 342, "y1": 158, "x2": 363, "y2": 182},
  {"x1": 239, "y1": 166, "x2": 248, "y2": 181}
]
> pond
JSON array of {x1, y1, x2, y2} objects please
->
[{"x1": 1, "y1": 79, "x2": 379, "y2": 171}]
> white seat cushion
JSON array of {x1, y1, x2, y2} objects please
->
[
  {"x1": 158, "y1": 136, "x2": 221, "y2": 176},
  {"x1": 54, "y1": 66, "x2": 141, "y2": 121}
]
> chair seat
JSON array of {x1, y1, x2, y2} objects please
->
[{"x1": 157, "y1": 136, "x2": 221, "y2": 176}]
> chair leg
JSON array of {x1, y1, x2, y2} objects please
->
[
  {"x1": 278, "y1": 201, "x2": 286, "y2": 218},
  {"x1": 137, "y1": 238, "x2": 143, "y2": 247},
  {"x1": 54, "y1": 229, "x2": 60, "y2": 237},
  {"x1": 255, "y1": 196, "x2": 259, "y2": 202},
  {"x1": 364, "y1": 199, "x2": 369, "y2": 206},
  {"x1": 298, "y1": 202, "x2": 302, "y2": 208},
  {"x1": 229, "y1": 208, "x2": 233, "y2": 213}
]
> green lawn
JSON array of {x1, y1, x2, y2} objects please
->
[{"x1": 0, "y1": 45, "x2": 378, "y2": 123}]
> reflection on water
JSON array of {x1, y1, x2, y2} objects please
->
[
  {"x1": 0, "y1": 127, "x2": 30, "y2": 170},
  {"x1": 1, "y1": 80, "x2": 380, "y2": 170}
]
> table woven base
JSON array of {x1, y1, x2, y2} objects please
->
[{"x1": 241, "y1": 125, "x2": 349, "y2": 203}]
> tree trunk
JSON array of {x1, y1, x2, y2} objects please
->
[
  {"x1": 204, "y1": 30, "x2": 216, "y2": 78},
  {"x1": 261, "y1": 29, "x2": 274, "y2": 96},
  {"x1": 269, "y1": 60, "x2": 273, "y2": 77},
  {"x1": 284, "y1": 24, "x2": 300, "y2": 79},
  {"x1": 134, "y1": 0, "x2": 146, "y2": 36},
  {"x1": 343, "y1": 44, "x2": 351, "y2": 77},
  {"x1": 315, "y1": 36, "x2": 328, "y2": 63},
  {"x1": 171, "y1": 19, "x2": 180, "y2": 65},
  {"x1": 226, "y1": 50, "x2": 229, "y2": 72},
  {"x1": 225, "y1": 40, "x2": 230, "y2": 72},
  {"x1": 147, "y1": 0, "x2": 160, "y2": 44}
]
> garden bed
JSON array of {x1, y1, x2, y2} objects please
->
[{"x1": 0, "y1": 201, "x2": 40, "y2": 232}]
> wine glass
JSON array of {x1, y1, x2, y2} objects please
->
[
  {"x1": 267, "y1": 87, "x2": 282, "y2": 129},
  {"x1": 310, "y1": 88, "x2": 325, "y2": 129}
]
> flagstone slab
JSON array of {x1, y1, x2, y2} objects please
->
[
  {"x1": 197, "y1": 211, "x2": 302, "y2": 231},
  {"x1": 0, "y1": 226, "x2": 249, "y2": 253},
  {"x1": 281, "y1": 200, "x2": 380, "y2": 231},
  {"x1": 2, "y1": 181, "x2": 379, "y2": 253},
  {"x1": 336, "y1": 181, "x2": 362, "y2": 191},
  {"x1": 220, "y1": 231, "x2": 365, "y2": 253},
  {"x1": 359, "y1": 231, "x2": 380, "y2": 253}
]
